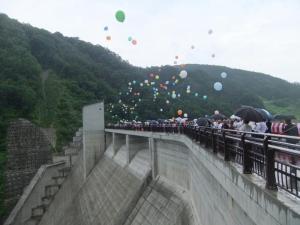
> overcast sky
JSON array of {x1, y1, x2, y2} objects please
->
[{"x1": 1, "y1": 0, "x2": 300, "y2": 82}]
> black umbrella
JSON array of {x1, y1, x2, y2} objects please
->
[
  {"x1": 255, "y1": 108, "x2": 273, "y2": 121},
  {"x1": 197, "y1": 118, "x2": 210, "y2": 126},
  {"x1": 273, "y1": 115, "x2": 296, "y2": 121},
  {"x1": 210, "y1": 114, "x2": 226, "y2": 120},
  {"x1": 234, "y1": 106, "x2": 265, "y2": 122}
]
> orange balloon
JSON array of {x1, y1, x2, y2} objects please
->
[{"x1": 177, "y1": 109, "x2": 183, "y2": 116}]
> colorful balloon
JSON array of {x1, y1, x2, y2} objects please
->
[
  {"x1": 115, "y1": 10, "x2": 125, "y2": 22},
  {"x1": 160, "y1": 108, "x2": 163, "y2": 112},
  {"x1": 221, "y1": 72, "x2": 227, "y2": 79},
  {"x1": 214, "y1": 82, "x2": 223, "y2": 91},
  {"x1": 132, "y1": 39, "x2": 137, "y2": 45},
  {"x1": 203, "y1": 95, "x2": 208, "y2": 100},
  {"x1": 172, "y1": 93, "x2": 176, "y2": 99},
  {"x1": 155, "y1": 75, "x2": 160, "y2": 80},
  {"x1": 195, "y1": 93, "x2": 199, "y2": 97},
  {"x1": 166, "y1": 100, "x2": 170, "y2": 104},
  {"x1": 179, "y1": 70, "x2": 188, "y2": 79}
]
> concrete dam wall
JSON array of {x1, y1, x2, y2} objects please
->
[
  {"x1": 5, "y1": 103, "x2": 300, "y2": 225},
  {"x1": 32, "y1": 128, "x2": 299, "y2": 225}
]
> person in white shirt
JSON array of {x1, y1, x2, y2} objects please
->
[
  {"x1": 254, "y1": 122, "x2": 267, "y2": 133},
  {"x1": 239, "y1": 120, "x2": 252, "y2": 132}
]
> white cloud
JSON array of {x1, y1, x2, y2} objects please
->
[{"x1": 1, "y1": 0, "x2": 300, "y2": 82}]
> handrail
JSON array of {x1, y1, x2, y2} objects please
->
[{"x1": 106, "y1": 124, "x2": 300, "y2": 198}]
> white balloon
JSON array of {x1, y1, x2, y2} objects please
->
[
  {"x1": 221, "y1": 72, "x2": 227, "y2": 79},
  {"x1": 214, "y1": 82, "x2": 223, "y2": 91},
  {"x1": 184, "y1": 113, "x2": 188, "y2": 118},
  {"x1": 179, "y1": 70, "x2": 188, "y2": 79},
  {"x1": 171, "y1": 93, "x2": 177, "y2": 99}
]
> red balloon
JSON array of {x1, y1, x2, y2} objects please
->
[{"x1": 132, "y1": 39, "x2": 137, "y2": 45}]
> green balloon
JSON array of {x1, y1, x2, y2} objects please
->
[{"x1": 115, "y1": 10, "x2": 125, "y2": 22}]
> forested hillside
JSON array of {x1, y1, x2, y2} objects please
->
[{"x1": 1, "y1": 13, "x2": 300, "y2": 218}]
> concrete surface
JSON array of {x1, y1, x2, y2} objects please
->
[
  {"x1": 8, "y1": 118, "x2": 300, "y2": 225},
  {"x1": 4, "y1": 162, "x2": 66, "y2": 225},
  {"x1": 39, "y1": 156, "x2": 145, "y2": 225},
  {"x1": 106, "y1": 129, "x2": 300, "y2": 225},
  {"x1": 83, "y1": 102, "x2": 105, "y2": 178}
]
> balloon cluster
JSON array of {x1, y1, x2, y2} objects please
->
[{"x1": 102, "y1": 12, "x2": 231, "y2": 121}]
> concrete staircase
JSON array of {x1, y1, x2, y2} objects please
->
[
  {"x1": 61, "y1": 128, "x2": 83, "y2": 167},
  {"x1": 24, "y1": 129, "x2": 83, "y2": 225},
  {"x1": 24, "y1": 167, "x2": 71, "y2": 225}
]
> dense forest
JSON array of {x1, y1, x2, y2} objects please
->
[{"x1": 0, "y1": 13, "x2": 300, "y2": 218}]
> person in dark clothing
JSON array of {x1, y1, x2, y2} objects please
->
[
  {"x1": 266, "y1": 120, "x2": 272, "y2": 133},
  {"x1": 283, "y1": 119, "x2": 299, "y2": 189},
  {"x1": 283, "y1": 119, "x2": 299, "y2": 144}
]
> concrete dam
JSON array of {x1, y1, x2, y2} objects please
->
[{"x1": 4, "y1": 103, "x2": 300, "y2": 225}]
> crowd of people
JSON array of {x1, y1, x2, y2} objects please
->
[{"x1": 110, "y1": 111, "x2": 300, "y2": 139}]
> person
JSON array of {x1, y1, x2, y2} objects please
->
[
  {"x1": 266, "y1": 120, "x2": 272, "y2": 133},
  {"x1": 282, "y1": 119, "x2": 299, "y2": 189},
  {"x1": 283, "y1": 119, "x2": 299, "y2": 143},
  {"x1": 254, "y1": 122, "x2": 267, "y2": 133},
  {"x1": 222, "y1": 120, "x2": 230, "y2": 129},
  {"x1": 239, "y1": 120, "x2": 252, "y2": 132}
]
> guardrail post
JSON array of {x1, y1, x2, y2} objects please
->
[
  {"x1": 264, "y1": 136, "x2": 278, "y2": 190},
  {"x1": 241, "y1": 133, "x2": 252, "y2": 174},
  {"x1": 204, "y1": 128, "x2": 209, "y2": 148},
  {"x1": 223, "y1": 131, "x2": 230, "y2": 161},
  {"x1": 212, "y1": 129, "x2": 217, "y2": 153}
]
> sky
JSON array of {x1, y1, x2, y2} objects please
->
[{"x1": 1, "y1": 0, "x2": 300, "y2": 83}]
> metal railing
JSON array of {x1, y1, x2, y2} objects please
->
[{"x1": 106, "y1": 124, "x2": 300, "y2": 198}]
